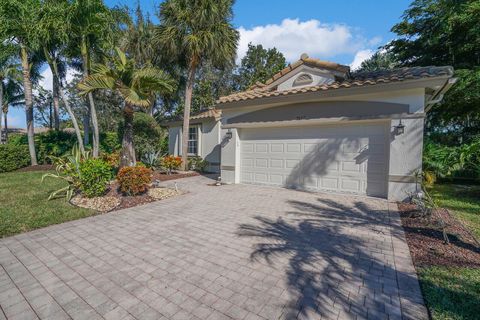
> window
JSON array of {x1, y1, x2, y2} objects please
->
[
  {"x1": 293, "y1": 73, "x2": 313, "y2": 87},
  {"x1": 187, "y1": 126, "x2": 198, "y2": 155}
]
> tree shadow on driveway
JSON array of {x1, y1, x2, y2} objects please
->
[{"x1": 238, "y1": 196, "x2": 426, "y2": 319}]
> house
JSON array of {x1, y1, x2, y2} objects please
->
[{"x1": 165, "y1": 54, "x2": 455, "y2": 201}]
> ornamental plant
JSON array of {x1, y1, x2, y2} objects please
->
[
  {"x1": 117, "y1": 166, "x2": 153, "y2": 196},
  {"x1": 160, "y1": 155, "x2": 182, "y2": 174},
  {"x1": 78, "y1": 158, "x2": 113, "y2": 198}
]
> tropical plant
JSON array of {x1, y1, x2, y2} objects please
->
[
  {"x1": 1, "y1": 77, "x2": 24, "y2": 143},
  {"x1": 117, "y1": 165, "x2": 152, "y2": 195},
  {"x1": 188, "y1": 156, "x2": 208, "y2": 172},
  {"x1": 78, "y1": 48, "x2": 174, "y2": 167},
  {"x1": 355, "y1": 51, "x2": 398, "y2": 72},
  {"x1": 37, "y1": 0, "x2": 85, "y2": 152},
  {"x1": 0, "y1": 0, "x2": 42, "y2": 165},
  {"x1": 42, "y1": 145, "x2": 90, "y2": 200},
  {"x1": 160, "y1": 155, "x2": 182, "y2": 174},
  {"x1": 78, "y1": 158, "x2": 112, "y2": 197},
  {"x1": 154, "y1": 0, "x2": 239, "y2": 170},
  {"x1": 69, "y1": 0, "x2": 128, "y2": 157},
  {"x1": 142, "y1": 150, "x2": 162, "y2": 169}
]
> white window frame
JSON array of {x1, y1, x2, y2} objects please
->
[{"x1": 179, "y1": 125, "x2": 201, "y2": 156}]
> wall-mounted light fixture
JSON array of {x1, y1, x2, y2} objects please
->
[
  {"x1": 394, "y1": 119, "x2": 406, "y2": 135},
  {"x1": 225, "y1": 129, "x2": 233, "y2": 139}
]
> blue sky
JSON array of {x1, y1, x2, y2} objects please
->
[{"x1": 8, "y1": 0, "x2": 411, "y2": 128}]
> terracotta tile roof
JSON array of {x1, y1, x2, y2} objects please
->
[
  {"x1": 163, "y1": 108, "x2": 222, "y2": 125},
  {"x1": 217, "y1": 65, "x2": 454, "y2": 105}
]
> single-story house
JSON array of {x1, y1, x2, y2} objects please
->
[{"x1": 165, "y1": 54, "x2": 455, "y2": 201}]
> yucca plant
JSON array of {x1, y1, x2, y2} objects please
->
[{"x1": 42, "y1": 145, "x2": 90, "y2": 200}]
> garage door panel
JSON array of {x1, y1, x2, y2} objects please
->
[{"x1": 240, "y1": 124, "x2": 388, "y2": 198}]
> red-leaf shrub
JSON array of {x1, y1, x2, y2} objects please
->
[
  {"x1": 117, "y1": 166, "x2": 152, "y2": 195},
  {"x1": 160, "y1": 155, "x2": 182, "y2": 174}
]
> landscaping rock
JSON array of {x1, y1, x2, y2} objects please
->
[
  {"x1": 71, "y1": 195, "x2": 121, "y2": 212},
  {"x1": 147, "y1": 187, "x2": 181, "y2": 200}
]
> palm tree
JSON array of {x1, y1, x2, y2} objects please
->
[
  {"x1": 0, "y1": 44, "x2": 21, "y2": 143},
  {"x1": 78, "y1": 48, "x2": 174, "y2": 167},
  {"x1": 38, "y1": 0, "x2": 85, "y2": 152},
  {"x1": 154, "y1": 0, "x2": 239, "y2": 169},
  {"x1": 69, "y1": 0, "x2": 127, "y2": 157},
  {"x1": 0, "y1": 0, "x2": 41, "y2": 165},
  {"x1": 2, "y1": 78, "x2": 24, "y2": 143}
]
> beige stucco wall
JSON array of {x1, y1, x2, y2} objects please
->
[
  {"x1": 219, "y1": 88, "x2": 426, "y2": 201},
  {"x1": 168, "y1": 120, "x2": 221, "y2": 173}
]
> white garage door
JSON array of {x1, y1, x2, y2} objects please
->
[{"x1": 239, "y1": 123, "x2": 389, "y2": 198}]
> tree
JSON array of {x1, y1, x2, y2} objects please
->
[
  {"x1": 154, "y1": 0, "x2": 239, "y2": 170},
  {"x1": 237, "y1": 43, "x2": 286, "y2": 90},
  {"x1": 355, "y1": 51, "x2": 398, "y2": 73},
  {"x1": 387, "y1": 0, "x2": 480, "y2": 140},
  {"x1": 1, "y1": 77, "x2": 24, "y2": 143},
  {"x1": 0, "y1": 0, "x2": 42, "y2": 165},
  {"x1": 69, "y1": 0, "x2": 127, "y2": 157},
  {"x1": 0, "y1": 43, "x2": 21, "y2": 143},
  {"x1": 78, "y1": 48, "x2": 174, "y2": 167},
  {"x1": 38, "y1": 0, "x2": 86, "y2": 152}
]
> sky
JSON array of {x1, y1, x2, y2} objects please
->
[{"x1": 7, "y1": 0, "x2": 411, "y2": 128}]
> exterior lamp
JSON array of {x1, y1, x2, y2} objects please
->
[
  {"x1": 226, "y1": 129, "x2": 233, "y2": 139},
  {"x1": 395, "y1": 119, "x2": 405, "y2": 135}
]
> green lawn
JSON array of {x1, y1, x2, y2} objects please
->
[
  {"x1": 419, "y1": 183, "x2": 480, "y2": 320},
  {"x1": 430, "y1": 183, "x2": 480, "y2": 239},
  {"x1": 418, "y1": 267, "x2": 480, "y2": 320},
  {"x1": 0, "y1": 170, "x2": 95, "y2": 238}
]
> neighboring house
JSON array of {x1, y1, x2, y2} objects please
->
[{"x1": 165, "y1": 54, "x2": 455, "y2": 201}]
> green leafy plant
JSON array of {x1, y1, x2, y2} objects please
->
[
  {"x1": 42, "y1": 145, "x2": 90, "y2": 200},
  {"x1": 142, "y1": 150, "x2": 162, "y2": 169},
  {"x1": 102, "y1": 151, "x2": 120, "y2": 172},
  {"x1": 0, "y1": 144, "x2": 30, "y2": 172},
  {"x1": 117, "y1": 166, "x2": 152, "y2": 196},
  {"x1": 78, "y1": 158, "x2": 113, "y2": 198},
  {"x1": 188, "y1": 156, "x2": 209, "y2": 172},
  {"x1": 160, "y1": 155, "x2": 182, "y2": 174}
]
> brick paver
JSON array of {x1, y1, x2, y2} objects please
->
[{"x1": 0, "y1": 176, "x2": 427, "y2": 319}]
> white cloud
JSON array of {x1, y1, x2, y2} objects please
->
[
  {"x1": 39, "y1": 66, "x2": 79, "y2": 92},
  {"x1": 349, "y1": 49, "x2": 375, "y2": 70},
  {"x1": 237, "y1": 18, "x2": 378, "y2": 63}
]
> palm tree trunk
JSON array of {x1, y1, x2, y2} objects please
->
[
  {"x1": 0, "y1": 80, "x2": 3, "y2": 144},
  {"x1": 181, "y1": 63, "x2": 197, "y2": 170},
  {"x1": 52, "y1": 75, "x2": 60, "y2": 130},
  {"x1": 44, "y1": 47, "x2": 84, "y2": 153},
  {"x1": 83, "y1": 108, "x2": 90, "y2": 146},
  {"x1": 120, "y1": 104, "x2": 136, "y2": 168},
  {"x1": 4, "y1": 110, "x2": 7, "y2": 143},
  {"x1": 20, "y1": 45, "x2": 37, "y2": 166},
  {"x1": 81, "y1": 37, "x2": 99, "y2": 158}
]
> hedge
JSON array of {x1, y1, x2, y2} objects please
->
[{"x1": 0, "y1": 144, "x2": 31, "y2": 172}]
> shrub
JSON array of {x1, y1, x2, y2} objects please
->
[
  {"x1": 188, "y1": 156, "x2": 209, "y2": 172},
  {"x1": 0, "y1": 144, "x2": 31, "y2": 172},
  {"x1": 102, "y1": 151, "x2": 120, "y2": 171},
  {"x1": 100, "y1": 131, "x2": 121, "y2": 153},
  {"x1": 117, "y1": 166, "x2": 152, "y2": 195},
  {"x1": 78, "y1": 158, "x2": 113, "y2": 198},
  {"x1": 160, "y1": 155, "x2": 182, "y2": 174},
  {"x1": 118, "y1": 112, "x2": 167, "y2": 160}
]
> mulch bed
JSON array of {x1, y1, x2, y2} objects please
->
[
  {"x1": 152, "y1": 170, "x2": 199, "y2": 181},
  {"x1": 72, "y1": 171, "x2": 197, "y2": 212},
  {"x1": 16, "y1": 164, "x2": 55, "y2": 172},
  {"x1": 399, "y1": 203, "x2": 480, "y2": 268}
]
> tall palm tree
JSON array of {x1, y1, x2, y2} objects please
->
[
  {"x1": 69, "y1": 0, "x2": 127, "y2": 157},
  {"x1": 0, "y1": 0, "x2": 41, "y2": 165},
  {"x1": 38, "y1": 0, "x2": 85, "y2": 152},
  {"x1": 78, "y1": 48, "x2": 174, "y2": 167},
  {"x1": 0, "y1": 44, "x2": 21, "y2": 143},
  {"x1": 154, "y1": 0, "x2": 239, "y2": 169},
  {"x1": 2, "y1": 78, "x2": 24, "y2": 143}
]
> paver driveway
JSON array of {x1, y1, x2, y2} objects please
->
[{"x1": 0, "y1": 175, "x2": 428, "y2": 320}]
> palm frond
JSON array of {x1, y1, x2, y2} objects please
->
[{"x1": 78, "y1": 74, "x2": 116, "y2": 95}]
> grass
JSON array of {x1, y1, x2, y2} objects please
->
[
  {"x1": 418, "y1": 183, "x2": 480, "y2": 320},
  {"x1": 418, "y1": 267, "x2": 480, "y2": 320},
  {"x1": 0, "y1": 170, "x2": 95, "y2": 238},
  {"x1": 430, "y1": 183, "x2": 480, "y2": 239}
]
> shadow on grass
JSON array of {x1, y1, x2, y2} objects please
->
[{"x1": 238, "y1": 196, "x2": 427, "y2": 319}]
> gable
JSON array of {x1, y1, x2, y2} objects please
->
[{"x1": 276, "y1": 65, "x2": 338, "y2": 91}]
